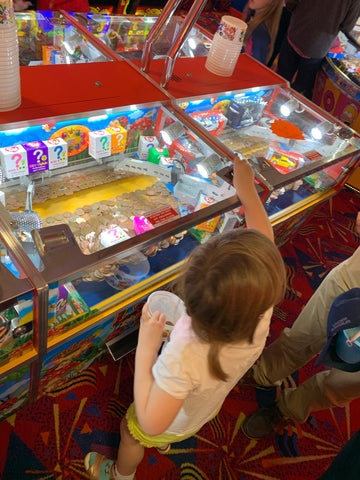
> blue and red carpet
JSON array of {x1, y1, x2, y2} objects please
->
[{"x1": 1, "y1": 186, "x2": 360, "y2": 479}]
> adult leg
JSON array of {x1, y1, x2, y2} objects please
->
[
  {"x1": 276, "y1": 36, "x2": 299, "y2": 84},
  {"x1": 253, "y1": 246, "x2": 360, "y2": 386},
  {"x1": 267, "y1": 7, "x2": 292, "y2": 68},
  {"x1": 291, "y1": 56, "x2": 324, "y2": 99},
  {"x1": 278, "y1": 369, "x2": 360, "y2": 423},
  {"x1": 242, "y1": 247, "x2": 360, "y2": 438}
]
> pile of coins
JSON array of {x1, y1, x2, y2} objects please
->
[
  {"x1": 40, "y1": 180, "x2": 184, "y2": 283},
  {"x1": 4, "y1": 165, "x2": 188, "y2": 285},
  {"x1": 4, "y1": 166, "x2": 134, "y2": 210}
]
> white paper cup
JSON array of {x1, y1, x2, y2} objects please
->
[
  {"x1": 147, "y1": 290, "x2": 186, "y2": 340},
  {"x1": 217, "y1": 15, "x2": 247, "y2": 45}
]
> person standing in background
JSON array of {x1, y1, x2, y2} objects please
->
[
  {"x1": 240, "y1": 212, "x2": 360, "y2": 440},
  {"x1": 243, "y1": 0, "x2": 283, "y2": 65},
  {"x1": 277, "y1": 0, "x2": 360, "y2": 99},
  {"x1": 267, "y1": 1, "x2": 291, "y2": 68}
]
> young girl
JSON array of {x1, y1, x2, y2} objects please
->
[
  {"x1": 84, "y1": 156, "x2": 287, "y2": 480},
  {"x1": 243, "y1": 0, "x2": 283, "y2": 65}
]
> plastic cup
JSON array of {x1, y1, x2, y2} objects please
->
[
  {"x1": 0, "y1": 91, "x2": 21, "y2": 103},
  {"x1": 0, "y1": 89, "x2": 21, "y2": 101},
  {"x1": 0, "y1": 79, "x2": 20, "y2": 90},
  {"x1": 205, "y1": 47, "x2": 243, "y2": 76},
  {"x1": 0, "y1": 88, "x2": 21, "y2": 99},
  {"x1": 0, "y1": 23, "x2": 18, "y2": 40},
  {"x1": 0, "y1": 51, "x2": 19, "y2": 62},
  {"x1": 211, "y1": 32, "x2": 244, "y2": 50},
  {"x1": 0, "y1": 22, "x2": 21, "y2": 112},
  {"x1": 0, "y1": 71, "x2": 20, "y2": 81},
  {"x1": 147, "y1": 290, "x2": 186, "y2": 340},
  {"x1": 205, "y1": 15, "x2": 247, "y2": 77},
  {"x1": 0, "y1": 34, "x2": 19, "y2": 47},
  {"x1": 0, "y1": 97, "x2": 21, "y2": 111}
]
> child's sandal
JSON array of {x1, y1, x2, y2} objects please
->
[
  {"x1": 156, "y1": 443, "x2": 171, "y2": 454},
  {"x1": 84, "y1": 452, "x2": 117, "y2": 480}
]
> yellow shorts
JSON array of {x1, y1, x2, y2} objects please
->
[{"x1": 125, "y1": 402, "x2": 203, "y2": 448}]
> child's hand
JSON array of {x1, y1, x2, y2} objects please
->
[
  {"x1": 232, "y1": 154, "x2": 274, "y2": 241},
  {"x1": 232, "y1": 155, "x2": 256, "y2": 201},
  {"x1": 137, "y1": 303, "x2": 166, "y2": 357},
  {"x1": 13, "y1": 0, "x2": 32, "y2": 10}
]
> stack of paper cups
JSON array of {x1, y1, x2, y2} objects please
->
[
  {"x1": 205, "y1": 15, "x2": 247, "y2": 77},
  {"x1": 0, "y1": 1, "x2": 21, "y2": 112}
]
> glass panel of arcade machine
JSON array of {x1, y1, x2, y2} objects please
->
[
  {"x1": 70, "y1": 13, "x2": 212, "y2": 60},
  {"x1": 177, "y1": 86, "x2": 360, "y2": 216},
  {"x1": 0, "y1": 103, "x2": 243, "y2": 340},
  {"x1": 0, "y1": 233, "x2": 37, "y2": 370},
  {"x1": 327, "y1": 21, "x2": 360, "y2": 88},
  {"x1": 15, "y1": 10, "x2": 112, "y2": 66}
]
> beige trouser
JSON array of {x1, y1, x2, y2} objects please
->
[{"x1": 253, "y1": 246, "x2": 360, "y2": 423}]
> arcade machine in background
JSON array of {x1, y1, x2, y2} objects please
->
[{"x1": 312, "y1": 19, "x2": 360, "y2": 191}]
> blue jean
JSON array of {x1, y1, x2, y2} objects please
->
[
  {"x1": 318, "y1": 429, "x2": 360, "y2": 479},
  {"x1": 277, "y1": 36, "x2": 323, "y2": 99}
]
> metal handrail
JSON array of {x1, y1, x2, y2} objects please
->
[
  {"x1": 141, "y1": 0, "x2": 182, "y2": 72},
  {"x1": 141, "y1": 0, "x2": 209, "y2": 89}
]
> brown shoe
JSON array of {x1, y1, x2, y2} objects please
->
[{"x1": 241, "y1": 405, "x2": 290, "y2": 439}]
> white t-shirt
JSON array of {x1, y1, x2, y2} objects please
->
[{"x1": 152, "y1": 308, "x2": 273, "y2": 436}]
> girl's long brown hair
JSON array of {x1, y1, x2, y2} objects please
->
[
  {"x1": 177, "y1": 228, "x2": 287, "y2": 382},
  {"x1": 244, "y1": 0, "x2": 283, "y2": 63}
]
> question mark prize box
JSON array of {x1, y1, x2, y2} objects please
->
[
  {"x1": 138, "y1": 135, "x2": 159, "y2": 159},
  {"x1": 43, "y1": 138, "x2": 68, "y2": 169},
  {"x1": 23, "y1": 141, "x2": 49, "y2": 174},
  {"x1": 0, "y1": 145, "x2": 29, "y2": 179},
  {"x1": 89, "y1": 130, "x2": 111, "y2": 159},
  {"x1": 105, "y1": 126, "x2": 127, "y2": 154}
]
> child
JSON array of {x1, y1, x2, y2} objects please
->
[
  {"x1": 243, "y1": 0, "x2": 283, "y2": 65},
  {"x1": 84, "y1": 156, "x2": 287, "y2": 480}
]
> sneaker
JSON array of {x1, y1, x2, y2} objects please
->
[
  {"x1": 241, "y1": 405, "x2": 289, "y2": 439},
  {"x1": 238, "y1": 367, "x2": 274, "y2": 391}
]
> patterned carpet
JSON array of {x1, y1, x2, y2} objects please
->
[{"x1": 1, "y1": 186, "x2": 360, "y2": 480}]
